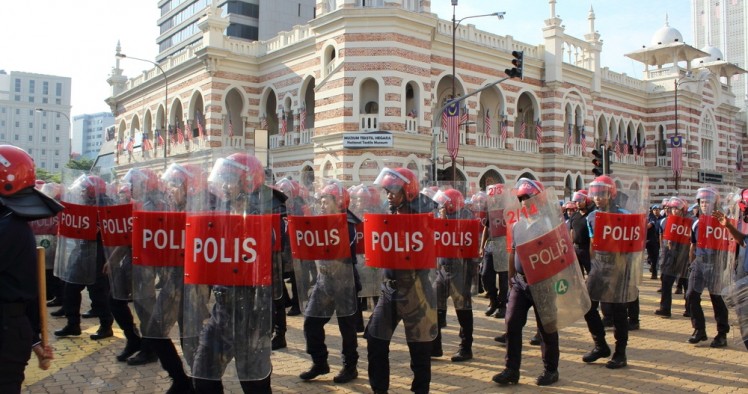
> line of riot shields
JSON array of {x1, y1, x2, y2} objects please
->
[{"x1": 41, "y1": 154, "x2": 746, "y2": 387}]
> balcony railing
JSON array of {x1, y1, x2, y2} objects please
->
[
  {"x1": 224, "y1": 136, "x2": 244, "y2": 148},
  {"x1": 405, "y1": 118, "x2": 418, "y2": 133},
  {"x1": 300, "y1": 128, "x2": 313, "y2": 145},
  {"x1": 612, "y1": 153, "x2": 644, "y2": 166},
  {"x1": 657, "y1": 156, "x2": 669, "y2": 167},
  {"x1": 269, "y1": 130, "x2": 314, "y2": 149},
  {"x1": 361, "y1": 115, "x2": 378, "y2": 131},
  {"x1": 475, "y1": 134, "x2": 505, "y2": 149},
  {"x1": 509, "y1": 138, "x2": 539, "y2": 153},
  {"x1": 437, "y1": 128, "x2": 467, "y2": 145},
  {"x1": 563, "y1": 143, "x2": 583, "y2": 157}
]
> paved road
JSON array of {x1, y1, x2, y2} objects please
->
[{"x1": 23, "y1": 273, "x2": 747, "y2": 393}]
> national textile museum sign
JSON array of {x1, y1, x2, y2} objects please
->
[{"x1": 342, "y1": 131, "x2": 393, "y2": 149}]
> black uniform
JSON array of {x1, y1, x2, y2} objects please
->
[{"x1": 568, "y1": 209, "x2": 592, "y2": 276}]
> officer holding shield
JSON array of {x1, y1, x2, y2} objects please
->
[
  {"x1": 686, "y1": 187, "x2": 731, "y2": 348},
  {"x1": 365, "y1": 167, "x2": 437, "y2": 394},
  {"x1": 297, "y1": 180, "x2": 361, "y2": 384},
  {"x1": 492, "y1": 179, "x2": 561, "y2": 387},
  {"x1": 655, "y1": 197, "x2": 692, "y2": 318}
]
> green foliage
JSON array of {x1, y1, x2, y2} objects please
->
[
  {"x1": 66, "y1": 158, "x2": 94, "y2": 171},
  {"x1": 35, "y1": 167, "x2": 61, "y2": 183}
]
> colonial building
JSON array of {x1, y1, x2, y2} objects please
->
[{"x1": 106, "y1": 0, "x2": 747, "y2": 203}]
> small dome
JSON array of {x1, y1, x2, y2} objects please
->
[
  {"x1": 650, "y1": 23, "x2": 683, "y2": 46},
  {"x1": 691, "y1": 45, "x2": 724, "y2": 67}
]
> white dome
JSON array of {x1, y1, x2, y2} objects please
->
[
  {"x1": 650, "y1": 24, "x2": 683, "y2": 46},
  {"x1": 691, "y1": 46, "x2": 724, "y2": 67}
]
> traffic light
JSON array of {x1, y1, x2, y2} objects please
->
[
  {"x1": 605, "y1": 148, "x2": 613, "y2": 175},
  {"x1": 592, "y1": 147, "x2": 604, "y2": 177},
  {"x1": 505, "y1": 51, "x2": 524, "y2": 79}
]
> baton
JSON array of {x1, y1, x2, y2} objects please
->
[{"x1": 36, "y1": 246, "x2": 51, "y2": 369}]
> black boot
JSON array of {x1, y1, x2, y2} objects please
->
[
  {"x1": 117, "y1": 338, "x2": 142, "y2": 362},
  {"x1": 485, "y1": 294, "x2": 499, "y2": 316},
  {"x1": 299, "y1": 362, "x2": 330, "y2": 380},
  {"x1": 431, "y1": 331, "x2": 443, "y2": 357},
  {"x1": 529, "y1": 331, "x2": 542, "y2": 346},
  {"x1": 54, "y1": 324, "x2": 81, "y2": 337},
  {"x1": 582, "y1": 337, "x2": 611, "y2": 363},
  {"x1": 606, "y1": 351, "x2": 627, "y2": 369},
  {"x1": 127, "y1": 350, "x2": 158, "y2": 366},
  {"x1": 165, "y1": 376, "x2": 192, "y2": 394},
  {"x1": 688, "y1": 329, "x2": 707, "y2": 344},
  {"x1": 333, "y1": 365, "x2": 358, "y2": 383},
  {"x1": 451, "y1": 309, "x2": 473, "y2": 362},
  {"x1": 450, "y1": 347, "x2": 472, "y2": 362},
  {"x1": 271, "y1": 334, "x2": 287, "y2": 350},
  {"x1": 493, "y1": 306, "x2": 506, "y2": 319},
  {"x1": 710, "y1": 332, "x2": 727, "y2": 348},
  {"x1": 492, "y1": 368, "x2": 519, "y2": 385},
  {"x1": 437, "y1": 309, "x2": 447, "y2": 328}
]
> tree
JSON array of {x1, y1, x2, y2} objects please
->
[
  {"x1": 35, "y1": 167, "x2": 61, "y2": 183},
  {"x1": 66, "y1": 158, "x2": 94, "y2": 171}
]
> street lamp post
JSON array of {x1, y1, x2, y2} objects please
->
[
  {"x1": 450, "y1": 0, "x2": 504, "y2": 181},
  {"x1": 35, "y1": 107, "x2": 72, "y2": 161},
  {"x1": 115, "y1": 53, "x2": 169, "y2": 168}
]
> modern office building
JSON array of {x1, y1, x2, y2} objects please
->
[
  {"x1": 72, "y1": 112, "x2": 115, "y2": 160},
  {"x1": 157, "y1": 0, "x2": 317, "y2": 62},
  {"x1": 0, "y1": 70, "x2": 72, "y2": 172},
  {"x1": 107, "y1": 0, "x2": 747, "y2": 203},
  {"x1": 692, "y1": 0, "x2": 748, "y2": 113}
]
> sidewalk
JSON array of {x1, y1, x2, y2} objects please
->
[{"x1": 23, "y1": 273, "x2": 747, "y2": 393}]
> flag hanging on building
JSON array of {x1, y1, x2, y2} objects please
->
[
  {"x1": 535, "y1": 119, "x2": 543, "y2": 145},
  {"x1": 460, "y1": 105, "x2": 468, "y2": 127},
  {"x1": 614, "y1": 137, "x2": 621, "y2": 159},
  {"x1": 443, "y1": 102, "x2": 460, "y2": 160},
  {"x1": 580, "y1": 130, "x2": 588, "y2": 153},
  {"x1": 280, "y1": 112, "x2": 287, "y2": 136},
  {"x1": 169, "y1": 126, "x2": 176, "y2": 145},
  {"x1": 260, "y1": 115, "x2": 268, "y2": 130},
  {"x1": 195, "y1": 111, "x2": 205, "y2": 141},
  {"x1": 500, "y1": 119, "x2": 508, "y2": 142},
  {"x1": 142, "y1": 133, "x2": 153, "y2": 152},
  {"x1": 156, "y1": 131, "x2": 165, "y2": 147},
  {"x1": 184, "y1": 121, "x2": 191, "y2": 142},
  {"x1": 299, "y1": 107, "x2": 307, "y2": 131},
  {"x1": 566, "y1": 124, "x2": 573, "y2": 149},
  {"x1": 484, "y1": 110, "x2": 491, "y2": 138},
  {"x1": 671, "y1": 135, "x2": 684, "y2": 176},
  {"x1": 177, "y1": 126, "x2": 184, "y2": 145},
  {"x1": 126, "y1": 137, "x2": 134, "y2": 153},
  {"x1": 116, "y1": 139, "x2": 123, "y2": 154},
  {"x1": 632, "y1": 133, "x2": 639, "y2": 159},
  {"x1": 228, "y1": 116, "x2": 234, "y2": 138},
  {"x1": 519, "y1": 121, "x2": 526, "y2": 139}
]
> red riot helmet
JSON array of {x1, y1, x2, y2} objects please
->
[
  {"x1": 572, "y1": 189, "x2": 591, "y2": 205},
  {"x1": 162, "y1": 163, "x2": 205, "y2": 196},
  {"x1": 515, "y1": 178, "x2": 544, "y2": 200},
  {"x1": 123, "y1": 167, "x2": 161, "y2": 191},
  {"x1": 351, "y1": 184, "x2": 381, "y2": 209},
  {"x1": 668, "y1": 196, "x2": 688, "y2": 213},
  {"x1": 320, "y1": 180, "x2": 350, "y2": 211},
  {"x1": 71, "y1": 174, "x2": 107, "y2": 200},
  {"x1": 374, "y1": 167, "x2": 419, "y2": 202},
  {"x1": 420, "y1": 185, "x2": 440, "y2": 200},
  {"x1": 563, "y1": 201, "x2": 577, "y2": 211},
  {"x1": 35, "y1": 179, "x2": 46, "y2": 189},
  {"x1": 0, "y1": 145, "x2": 37, "y2": 196},
  {"x1": 40, "y1": 182, "x2": 62, "y2": 201},
  {"x1": 589, "y1": 175, "x2": 617, "y2": 200},
  {"x1": 208, "y1": 152, "x2": 265, "y2": 194},
  {"x1": 276, "y1": 177, "x2": 302, "y2": 199},
  {"x1": 469, "y1": 191, "x2": 488, "y2": 212},
  {"x1": 433, "y1": 188, "x2": 465, "y2": 214},
  {"x1": 118, "y1": 184, "x2": 132, "y2": 201},
  {"x1": 695, "y1": 186, "x2": 720, "y2": 205}
]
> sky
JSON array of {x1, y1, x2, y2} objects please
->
[{"x1": 1, "y1": 1, "x2": 692, "y2": 117}]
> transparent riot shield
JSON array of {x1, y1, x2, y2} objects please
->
[
  {"x1": 487, "y1": 183, "x2": 510, "y2": 272},
  {"x1": 184, "y1": 150, "x2": 274, "y2": 382},
  {"x1": 276, "y1": 174, "x2": 308, "y2": 279},
  {"x1": 31, "y1": 183, "x2": 61, "y2": 271},
  {"x1": 349, "y1": 184, "x2": 384, "y2": 298},
  {"x1": 722, "y1": 275, "x2": 748, "y2": 349},
  {"x1": 432, "y1": 183, "x2": 481, "y2": 311},
  {"x1": 99, "y1": 180, "x2": 135, "y2": 300},
  {"x1": 131, "y1": 162, "x2": 207, "y2": 342},
  {"x1": 660, "y1": 211, "x2": 694, "y2": 279},
  {"x1": 54, "y1": 170, "x2": 106, "y2": 285},
  {"x1": 588, "y1": 176, "x2": 649, "y2": 303},
  {"x1": 364, "y1": 211, "x2": 438, "y2": 342},
  {"x1": 288, "y1": 179, "x2": 357, "y2": 317},
  {"x1": 504, "y1": 187, "x2": 591, "y2": 333},
  {"x1": 694, "y1": 189, "x2": 739, "y2": 295}
]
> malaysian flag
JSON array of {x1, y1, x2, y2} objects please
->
[
  {"x1": 623, "y1": 139, "x2": 629, "y2": 155},
  {"x1": 142, "y1": 133, "x2": 153, "y2": 152},
  {"x1": 116, "y1": 139, "x2": 123, "y2": 154},
  {"x1": 632, "y1": 134, "x2": 639, "y2": 159},
  {"x1": 126, "y1": 137, "x2": 134, "y2": 153},
  {"x1": 228, "y1": 116, "x2": 234, "y2": 138},
  {"x1": 535, "y1": 119, "x2": 543, "y2": 145},
  {"x1": 500, "y1": 119, "x2": 508, "y2": 142},
  {"x1": 671, "y1": 135, "x2": 683, "y2": 176},
  {"x1": 177, "y1": 126, "x2": 184, "y2": 145},
  {"x1": 195, "y1": 111, "x2": 205, "y2": 142},
  {"x1": 442, "y1": 102, "x2": 460, "y2": 160},
  {"x1": 280, "y1": 112, "x2": 287, "y2": 136},
  {"x1": 519, "y1": 121, "x2": 526, "y2": 139},
  {"x1": 566, "y1": 124, "x2": 573, "y2": 148},
  {"x1": 169, "y1": 126, "x2": 177, "y2": 145},
  {"x1": 184, "y1": 121, "x2": 191, "y2": 142},
  {"x1": 299, "y1": 107, "x2": 307, "y2": 131},
  {"x1": 156, "y1": 131, "x2": 165, "y2": 147},
  {"x1": 614, "y1": 137, "x2": 621, "y2": 159},
  {"x1": 580, "y1": 131, "x2": 588, "y2": 153},
  {"x1": 484, "y1": 109, "x2": 491, "y2": 138},
  {"x1": 260, "y1": 115, "x2": 268, "y2": 130}
]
